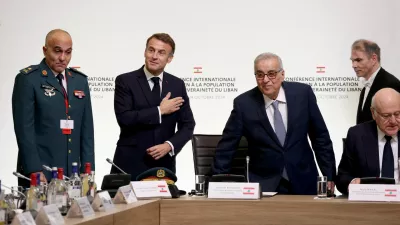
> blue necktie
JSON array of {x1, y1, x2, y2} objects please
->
[
  {"x1": 272, "y1": 101, "x2": 286, "y2": 146},
  {"x1": 272, "y1": 101, "x2": 288, "y2": 180},
  {"x1": 381, "y1": 135, "x2": 394, "y2": 178}
]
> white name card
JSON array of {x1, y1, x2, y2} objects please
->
[
  {"x1": 35, "y1": 204, "x2": 64, "y2": 225},
  {"x1": 66, "y1": 197, "x2": 95, "y2": 218},
  {"x1": 113, "y1": 185, "x2": 137, "y2": 204},
  {"x1": 208, "y1": 182, "x2": 261, "y2": 199},
  {"x1": 11, "y1": 211, "x2": 36, "y2": 225},
  {"x1": 349, "y1": 184, "x2": 400, "y2": 202},
  {"x1": 92, "y1": 191, "x2": 115, "y2": 212},
  {"x1": 0, "y1": 209, "x2": 6, "y2": 224},
  {"x1": 130, "y1": 181, "x2": 171, "y2": 199}
]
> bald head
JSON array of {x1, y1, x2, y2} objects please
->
[
  {"x1": 371, "y1": 88, "x2": 400, "y2": 136},
  {"x1": 371, "y1": 88, "x2": 400, "y2": 109},
  {"x1": 45, "y1": 29, "x2": 71, "y2": 47},
  {"x1": 43, "y1": 29, "x2": 73, "y2": 73}
]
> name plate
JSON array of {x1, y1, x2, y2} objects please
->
[
  {"x1": 35, "y1": 204, "x2": 64, "y2": 225},
  {"x1": 130, "y1": 181, "x2": 171, "y2": 199},
  {"x1": 66, "y1": 197, "x2": 95, "y2": 218},
  {"x1": 349, "y1": 184, "x2": 400, "y2": 202},
  {"x1": 92, "y1": 191, "x2": 115, "y2": 212},
  {"x1": 0, "y1": 209, "x2": 5, "y2": 224},
  {"x1": 11, "y1": 211, "x2": 36, "y2": 225},
  {"x1": 208, "y1": 182, "x2": 261, "y2": 199},
  {"x1": 113, "y1": 185, "x2": 137, "y2": 204}
]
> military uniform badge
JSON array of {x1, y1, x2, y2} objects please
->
[
  {"x1": 157, "y1": 169, "x2": 166, "y2": 178},
  {"x1": 74, "y1": 90, "x2": 85, "y2": 99},
  {"x1": 41, "y1": 84, "x2": 56, "y2": 97}
]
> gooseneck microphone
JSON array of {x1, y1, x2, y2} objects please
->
[
  {"x1": 12, "y1": 172, "x2": 31, "y2": 181},
  {"x1": 1, "y1": 183, "x2": 26, "y2": 198},
  {"x1": 246, "y1": 156, "x2": 250, "y2": 183},
  {"x1": 42, "y1": 165, "x2": 52, "y2": 172},
  {"x1": 106, "y1": 158, "x2": 128, "y2": 174}
]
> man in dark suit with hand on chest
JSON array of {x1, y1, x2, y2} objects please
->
[{"x1": 111, "y1": 33, "x2": 195, "y2": 181}]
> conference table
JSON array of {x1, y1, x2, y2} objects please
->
[
  {"x1": 65, "y1": 195, "x2": 400, "y2": 225},
  {"x1": 64, "y1": 200, "x2": 159, "y2": 225}
]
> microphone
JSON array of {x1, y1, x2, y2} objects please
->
[
  {"x1": 12, "y1": 172, "x2": 31, "y2": 181},
  {"x1": 42, "y1": 165, "x2": 52, "y2": 172},
  {"x1": 42, "y1": 165, "x2": 69, "y2": 180},
  {"x1": 246, "y1": 156, "x2": 250, "y2": 183},
  {"x1": 106, "y1": 158, "x2": 128, "y2": 174},
  {"x1": 1, "y1": 183, "x2": 26, "y2": 198}
]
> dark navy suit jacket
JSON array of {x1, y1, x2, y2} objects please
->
[
  {"x1": 336, "y1": 121, "x2": 400, "y2": 195},
  {"x1": 111, "y1": 66, "x2": 195, "y2": 180},
  {"x1": 213, "y1": 82, "x2": 336, "y2": 194}
]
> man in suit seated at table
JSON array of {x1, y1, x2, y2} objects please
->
[
  {"x1": 212, "y1": 52, "x2": 336, "y2": 194},
  {"x1": 337, "y1": 88, "x2": 400, "y2": 195}
]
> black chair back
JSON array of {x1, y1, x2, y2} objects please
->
[{"x1": 191, "y1": 134, "x2": 248, "y2": 176}]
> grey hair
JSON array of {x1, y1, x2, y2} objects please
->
[
  {"x1": 351, "y1": 39, "x2": 381, "y2": 63},
  {"x1": 254, "y1": 52, "x2": 283, "y2": 71}
]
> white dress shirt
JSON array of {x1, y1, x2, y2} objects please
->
[
  {"x1": 143, "y1": 66, "x2": 175, "y2": 155},
  {"x1": 377, "y1": 127, "x2": 399, "y2": 183},
  {"x1": 361, "y1": 67, "x2": 380, "y2": 109},
  {"x1": 263, "y1": 87, "x2": 288, "y2": 132}
]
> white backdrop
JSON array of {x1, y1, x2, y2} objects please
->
[{"x1": 0, "y1": 0, "x2": 399, "y2": 193}]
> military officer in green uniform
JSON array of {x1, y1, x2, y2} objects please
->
[{"x1": 12, "y1": 29, "x2": 95, "y2": 186}]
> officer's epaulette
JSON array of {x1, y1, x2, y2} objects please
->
[
  {"x1": 19, "y1": 65, "x2": 38, "y2": 75},
  {"x1": 68, "y1": 67, "x2": 87, "y2": 77}
]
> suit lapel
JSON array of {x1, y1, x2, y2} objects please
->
[
  {"x1": 362, "y1": 69, "x2": 385, "y2": 113},
  {"x1": 39, "y1": 60, "x2": 63, "y2": 94},
  {"x1": 356, "y1": 87, "x2": 366, "y2": 123},
  {"x1": 255, "y1": 89, "x2": 282, "y2": 148},
  {"x1": 65, "y1": 69, "x2": 75, "y2": 99},
  {"x1": 282, "y1": 83, "x2": 295, "y2": 147},
  {"x1": 363, "y1": 122, "x2": 380, "y2": 176},
  {"x1": 398, "y1": 132, "x2": 400, "y2": 159},
  {"x1": 161, "y1": 73, "x2": 170, "y2": 99},
  {"x1": 137, "y1": 68, "x2": 155, "y2": 106}
]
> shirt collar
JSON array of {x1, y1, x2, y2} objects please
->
[
  {"x1": 263, "y1": 86, "x2": 286, "y2": 108},
  {"x1": 361, "y1": 67, "x2": 380, "y2": 88},
  {"x1": 144, "y1": 66, "x2": 163, "y2": 82},
  {"x1": 51, "y1": 70, "x2": 65, "y2": 77},
  {"x1": 377, "y1": 126, "x2": 398, "y2": 143}
]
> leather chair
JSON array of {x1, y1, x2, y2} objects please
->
[{"x1": 191, "y1": 134, "x2": 248, "y2": 176}]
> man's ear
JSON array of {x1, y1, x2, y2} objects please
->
[
  {"x1": 42, "y1": 46, "x2": 47, "y2": 56},
  {"x1": 167, "y1": 55, "x2": 174, "y2": 64},
  {"x1": 370, "y1": 107, "x2": 376, "y2": 120}
]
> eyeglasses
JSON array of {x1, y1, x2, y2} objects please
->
[
  {"x1": 255, "y1": 69, "x2": 282, "y2": 80},
  {"x1": 372, "y1": 109, "x2": 400, "y2": 121}
]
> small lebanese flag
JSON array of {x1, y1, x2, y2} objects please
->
[
  {"x1": 385, "y1": 189, "x2": 397, "y2": 197},
  {"x1": 243, "y1": 187, "x2": 255, "y2": 195},
  {"x1": 158, "y1": 185, "x2": 168, "y2": 193}
]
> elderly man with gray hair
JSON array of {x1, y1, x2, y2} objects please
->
[
  {"x1": 337, "y1": 88, "x2": 400, "y2": 195},
  {"x1": 213, "y1": 52, "x2": 336, "y2": 195}
]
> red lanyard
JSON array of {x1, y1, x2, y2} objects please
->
[
  {"x1": 60, "y1": 75, "x2": 71, "y2": 135},
  {"x1": 60, "y1": 76, "x2": 69, "y2": 115}
]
